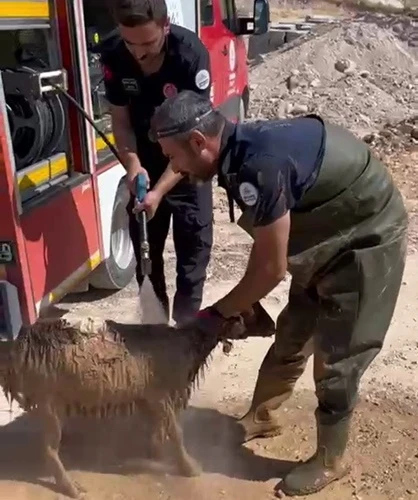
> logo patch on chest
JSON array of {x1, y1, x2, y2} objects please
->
[
  {"x1": 122, "y1": 78, "x2": 140, "y2": 94},
  {"x1": 163, "y1": 83, "x2": 178, "y2": 98},
  {"x1": 239, "y1": 182, "x2": 259, "y2": 206},
  {"x1": 195, "y1": 69, "x2": 210, "y2": 90}
]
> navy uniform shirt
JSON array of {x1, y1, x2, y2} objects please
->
[
  {"x1": 100, "y1": 25, "x2": 211, "y2": 182},
  {"x1": 218, "y1": 116, "x2": 325, "y2": 227}
]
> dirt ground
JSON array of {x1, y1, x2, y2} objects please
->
[
  {"x1": 0, "y1": 390, "x2": 417, "y2": 500},
  {"x1": 1, "y1": 5, "x2": 418, "y2": 500}
]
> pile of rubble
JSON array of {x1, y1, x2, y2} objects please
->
[
  {"x1": 364, "y1": 115, "x2": 418, "y2": 156},
  {"x1": 248, "y1": 18, "x2": 418, "y2": 139},
  {"x1": 352, "y1": 11, "x2": 418, "y2": 50}
]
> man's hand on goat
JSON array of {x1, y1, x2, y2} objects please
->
[
  {"x1": 193, "y1": 306, "x2": 242, "y2": 336},
  {"x1": 192, "y1": 303, "x2": 275, "y2": 339},
  {"x1": 191, "y1": 307, "x2": 244, "y2": 355}
]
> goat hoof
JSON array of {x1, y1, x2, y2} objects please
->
[
  {"x1": 180, "y1": 457, "x2": 202, "y2": 477},
  {"x1": 59, "y1": 479, "x2": 86, "y2": 499}
]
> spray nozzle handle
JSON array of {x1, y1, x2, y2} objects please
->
[{"x1": 135, "y1": 173, "x2": 148, "y2": 203}]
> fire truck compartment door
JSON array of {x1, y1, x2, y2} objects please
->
[{"x1": 166, "y1": 0, "x2": 196, "y2": 32}]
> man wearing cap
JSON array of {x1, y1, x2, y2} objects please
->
[
  {"x1": 99, "y1": 0, "x2": 213, "y2": 324},
  {"x1": 148, "y1": 90, "x2": 408, "y2": 496}
]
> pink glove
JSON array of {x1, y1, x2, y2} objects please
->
[{"x1": 193, "y1": 307, "x2": 246, "y2": 339}]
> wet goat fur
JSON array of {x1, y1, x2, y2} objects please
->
[
  {"x1": 1, "y1": 317, "x2": 220, "y2": 420},
  {"x1": 0, "y1": 317, "x2": 223, "y2": 497}
]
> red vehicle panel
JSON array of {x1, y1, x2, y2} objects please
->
[
  {"x1": 200, "y1": 0, "x2": 252, "y2": 119},
  {"x1": 0, "y1": 113, "x2": 35, "y2": 324},
  {"x1": 21, "y1": 179, "x2": 100, "y2": 308}
]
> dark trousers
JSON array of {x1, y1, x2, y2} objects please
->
[{"x1": 127, "y1": 180, "x2": 213, "y2": 324}]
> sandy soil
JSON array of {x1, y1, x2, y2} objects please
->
[{"x1": 0, "y1": 390, "x2": 417, "y2": 500}]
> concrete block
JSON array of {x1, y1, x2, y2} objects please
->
[
  {"x1": 247, "y1": 30, "x2": 286, "y2": 59},
  {"x1": 285, "y1": 30, "x2": 308, "y2": 43}
]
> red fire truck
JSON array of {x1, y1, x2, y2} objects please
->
[{"x1": 0, "y1": 0, "x2": 269, "y2": 340}]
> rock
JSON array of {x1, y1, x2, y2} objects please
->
[
  {"x1": 363, "y1": 133, "x2": 376, "y2": 143},
  {"x1": 345, "y1": 35, "x2": 357, "y2": 45},
  {"x1": 359, "y1": 113, "x2": 372, "y2": 124},
  {"x1": 286, "y1": 75, "x2": 300, "y2": 91},
  {"x1": 398, "y1": 124, "x2": 414, "y2": 135},
  {"x1": 335, "y1": 59, "x2": 351, "y2": 73},
  {"x1": 310, "y1": 78, "x2": 321, "y2": 87},
  {"x1": 345, "y1": 67, "x2": 357, "y2": 76},
  {"x1": 411, "y1": 128, "x2": 418, "y2": 140},
  {"x1": 335, "y1": 58, "x2": 357, "y2": 74},
  {"x1": 380, "y1": 129, "x2": 393, "y2": 138},
  {"x1": 392, "y1": 23, "x2": 404, "y2": 34},
  {"x1": 290, "y1": 103, "x2": 309, "y2": 115},
  {"x1": 285, "y1": 102, "x2": 294, "y2": 115},
  {"x1": 277, "y1": 100, "x2": 288, "y2": 118}
]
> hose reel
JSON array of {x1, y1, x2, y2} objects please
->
[{"x1": 2, "y1": 66, "x2": 67, "y2": 170}]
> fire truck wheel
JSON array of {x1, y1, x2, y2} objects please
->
[{"x1": 89, "y1": 182, "x2": 136, "y2": 290}]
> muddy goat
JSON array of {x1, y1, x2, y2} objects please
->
[{"x1": 0, "y1": 310, "x2": 274, "y2": 498}]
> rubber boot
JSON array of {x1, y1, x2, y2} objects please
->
[
  {"x1": 237, "y1": 346, "x2": 302, "y2": 443},
  {"x1": 238, "y1": 403, "x2": 283, "y2": 444},
  {"x1": 281, "y1": 412, "x2": 351, "y2": 497}
]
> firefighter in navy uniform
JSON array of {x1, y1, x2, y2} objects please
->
[
  {"x1": 99, "y1": 0, "x2": 213, "y2": 324},
  {"x1": 148, "y1": 90, "x2": 408, "y2": 496}
]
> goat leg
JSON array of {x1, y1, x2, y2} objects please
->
[
  {"x1": 148, "y1": 429, "x2": 165, "y2": 461},
  {"x1": 166, "y1": 405, "x2": 202, "y2": 477},
  {"x1": 39, "y1": 402, "x2": 85, "y2": 499},
  {"x1": 142, "y1": 402, "x2": 165, "y2": 461}
]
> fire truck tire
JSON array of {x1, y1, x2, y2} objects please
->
[{"x1": 89, "y1": 182, "x2": 136, "y2": 290}]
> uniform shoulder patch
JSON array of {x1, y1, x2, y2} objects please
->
[
  {"x1": 239, "y1": 182, "x2": 259, "y2": 207},
  {"x1": 195, "y1": 69, "x2": 210, "y2": 90}
]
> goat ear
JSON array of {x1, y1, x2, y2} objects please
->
[
  {"x1": 241, "y1": 302, "x2": 275, "y2": 338},
  {"x1": 223, "y1": 303, "x2": 275, "y2": 340}
]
